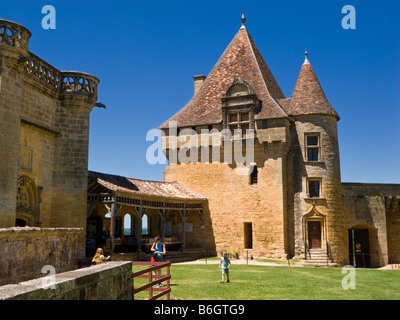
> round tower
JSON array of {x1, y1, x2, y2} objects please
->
[
  {"x1": 288, "y1": 52, "x2": 347, "y2": 266},
  {"x1": 0, "y1": 19, "x2": 31, "y2": 227}
]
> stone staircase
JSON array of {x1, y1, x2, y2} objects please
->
[{"x1": 300, "y1": 248, "x2": 338, "y2": 267}]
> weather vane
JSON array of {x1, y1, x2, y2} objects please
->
[{"x1": 240, "y1": 14, "x2": 246, "y2": 29}]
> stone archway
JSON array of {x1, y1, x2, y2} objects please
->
[
  {"x1": 348, "y1": 225, "x2": 379, "y2": 267},
  {"x1": 16, "y1": 176, "x2": 40, "y2": 226}
]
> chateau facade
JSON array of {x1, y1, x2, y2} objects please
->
[
  {"x1": 159, "y1": 18, "x2": 400, "y2": 267},
  {"x1": 1, "y1": 18, "x2": 399, "y2": 269}
]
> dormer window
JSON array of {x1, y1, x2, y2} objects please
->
[
  {"x1": 221, "y1": 77, "x2": 260, "y2": 138},
  {"x1": 228, "y1": 112, "x2": 250, "y2": 137}
]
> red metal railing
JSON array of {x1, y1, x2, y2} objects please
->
[{"x1": 131, "y1": 261, "x2": 171, "y2": 300}]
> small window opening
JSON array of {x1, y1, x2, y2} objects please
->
[
  {"x1": 244, "y1": 222, "x2": 253, "y2": 249},
  {"x1": 250, "y1": 166, "x2": 258, "y2": 185},
  {"x1": 308, "y1": 180, "x2": 320, "y2": 198}
]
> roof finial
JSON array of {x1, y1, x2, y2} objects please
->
[
  {"x1": 303, "y1": 50, "x2": 310, "y2": 65},
  {"x1": 240, "y1": 14, "x2": 246, "y2": 29}
]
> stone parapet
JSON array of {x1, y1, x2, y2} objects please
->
[
  {"x1": 0, "y1": 19, "x2": 31, "y2": 54},
  {"x1": 0, "y1": 227, "x2": 82, "y2": 285},
  {"x1": 0, "y1": 19, "x2": 99, "y2": 103},
  {"x1": 60, "y1": 71, "x2": 99, "y2": 104},
  {"x1": 0, "y1": 261, "x2": 132, "y2": 300}
]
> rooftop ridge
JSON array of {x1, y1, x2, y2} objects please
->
[
  {"x1": 89, "y1": 170, "x2": 174, "y2": 184},
  {"x1": 243, "y1": 29, "x2": 288, "y2": 118},
  {"x1": 159, "y1": 24, "x2": 289, "y2": 129},
  {"x1": 88, "y1": 170, "x2": 207, "y2": 200}
]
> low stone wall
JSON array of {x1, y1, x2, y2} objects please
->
[
  {"x1": 0, "y1": 227, "x2": 82, "y2": 286},
  {"x1": 0, "y1": 261, "x2": 132, "y2": 300}
]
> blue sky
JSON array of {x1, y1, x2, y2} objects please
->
[{"x1": 2, "y1": 0, "x2": 399, "y2": 183}]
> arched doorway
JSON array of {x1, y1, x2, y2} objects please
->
[
  {"x1": 16, "y1": 176, "x2": 40, "y2": 227},
  {"x1": 142, "y1": 213, "x2": 150, "y2": 236},
  {"x1": 124, "y1": 213, "x2": 134, "y2": 236},
  {"x1": 348, "y1": 226, "x2": 374, "y2": 268}
]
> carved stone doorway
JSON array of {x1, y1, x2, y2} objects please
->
[{"x1": 16, "y1": 176, "x2": 40, "y2": 226}]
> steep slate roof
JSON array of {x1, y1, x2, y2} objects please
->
[
  {"x1": 88, "y1": 171, "x2": 206, "y2": 201},
  {"x1": 159, "y1": 25, "x2": 289, "y2": 129},
  {"x1": 279, "y1": 55, "x2": 340, "y2": 120}
]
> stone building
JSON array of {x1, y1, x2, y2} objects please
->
[
  {"x1": 0, "y1": 19, "x2": 101, "y2": 258},
  {"x1": 0, "y1": 17, "x2": 398, "y2": 269},
  {"x1": 158, "y1": 17, "x2": 400, "y2": 267}
]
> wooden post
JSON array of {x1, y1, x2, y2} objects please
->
[
  {"x1": 179, "y1": 209, "x2": 190, "y2": 250},
  {"x1": 106, "y1": 201, "x2": 121, "y2": 257},
  {"x1": 149, "y1": 266, "x2": 153, "y2": 299},
  {"x1": 135, "y1": 206, "x2": 147, "y2": 253},
  {"x1": 167, "y1": 264, "x2": 170, "y2": 300},
  {"x1": 110, "y1": 203, "x2": 115, "y2": 256},
  {"x1": 158, "y1": 209, "x2": 170, "y2": 243},
  {"x1": 352, "y1": 229, "x2": 356, "y2": 267},
  {"x1": 105, "y1": 203, "x2": 113, "y2": 255}
]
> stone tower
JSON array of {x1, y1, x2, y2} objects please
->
[
  {"x1": 0, "y1": 20, "x2": 31, "y2": 227},
  {"x1": 159, "y1": 18, "x2": 348, "y2": 265},
  {"x1": 0, "y1": 19, "x2": 100, "y2": 257},
  {"x1": 160, "y1": 18, "x2": 293, "y2": 259},
  {"x1": 282, "y1": 52, "x2": 347, "y2": 265}
]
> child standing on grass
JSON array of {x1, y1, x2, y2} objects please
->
[{"x1": 219, "y1": 252, "x2": 231, "y2": 283}]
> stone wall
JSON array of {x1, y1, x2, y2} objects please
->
[
  {"x1": 164, "y1": 140, "x2": 289, "y2": 259},
  {"x1": 342, "y1": 183, "x2": 400, "y2": 266},
  {"x1": 0, "y1": 53, "x2": 25, "y2": 227},
  {"x1": 0, "y1": 227, "x2": 82, "y2": 286},
  {"x1": 0, "y1": 19, "x2": 100, "y2": 258},
  {"x1": 0, "y1": 261, "x2": 132, "y2": 300}
]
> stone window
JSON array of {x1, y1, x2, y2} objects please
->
[
  {"x1": 221, "y1": 78, "x2": 259, "y2": 137},
  {"x1": 262, "y1": 120, "x2": 268, "y2": 129},
  {"x1": 305, "y1": 133, "x2": 320, "y2": 161},
  {"x1": 307, "y1": 179, "x2": 321, "y2": 198},
  {"x1": 244, "y1": 222, "x2": 253, "y2": 249},
  {"x1": 228, "y1": 112, "x2": 250, "y2": 137},
  {"x1": 250, "y1": 165, "x2": 258, "y2": 185}
]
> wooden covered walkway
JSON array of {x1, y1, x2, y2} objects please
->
[{"x1": 86, "y1": 171, "x2": 207, "y2": 257}]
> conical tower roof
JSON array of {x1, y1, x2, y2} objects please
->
[
  {"x1": 282, "y1": 52, "x2": 339, "y2": 120},
  {"x1": 159, "y1": 18, "x2": 289, "y2": 129}
]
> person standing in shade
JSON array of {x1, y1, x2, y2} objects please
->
[{"x1": 219, "y1": 252, "x2": 231, "y2": 283}]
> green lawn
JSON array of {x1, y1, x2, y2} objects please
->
[{"x1": 132, "y1": 264, "x2": 400, "y2": 300}]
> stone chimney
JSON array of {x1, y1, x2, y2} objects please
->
[{"x1": 193, "y1": 75, "x2": 206, "y2": 95}]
